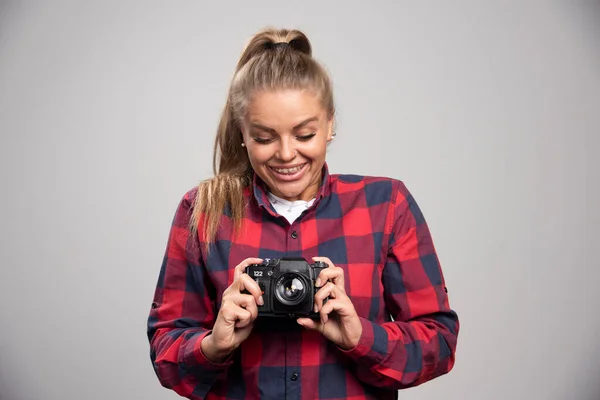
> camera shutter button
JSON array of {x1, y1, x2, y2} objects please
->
[{"x1": 291, "y1": 231, "x2": 298, "y2": 239}]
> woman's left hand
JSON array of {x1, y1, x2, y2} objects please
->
[{"x1": 296, "y1": 257, "x2": 363, "y2": 350}]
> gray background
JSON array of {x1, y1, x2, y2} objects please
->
[{"x1": 1, "y1": 1, "x2": 598, "y2": 399}]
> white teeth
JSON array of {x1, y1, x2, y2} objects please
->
[{"x1": 272, "y1": 164, "x2": 304, "y2": 174}]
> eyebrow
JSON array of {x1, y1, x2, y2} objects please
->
[{"x1": 250, "y1": 117, "x2": 319, "y2": 134}]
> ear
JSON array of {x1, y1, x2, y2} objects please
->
[
  {"x1": 238, "y1": 123, "x2": 248, "y2": 146},
  {"x1": 326, "y1": 117, "x2": 335, "y2": 143}
]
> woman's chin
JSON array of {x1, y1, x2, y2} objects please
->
[{"x1": 273, "y1": 187, "x2": 304, "y2": 201}]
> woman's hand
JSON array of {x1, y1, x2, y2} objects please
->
[
  {"x1": 201, "y1": 257, "x2": 264, "y2": 363},
  {"x1": 297, "y1": 257, "x2": 363, "y2": 350}
]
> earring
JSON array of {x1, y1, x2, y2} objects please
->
[
  {"x1": 332, "y1": 132, "x2": 337, "y2": 138},
  {"x1": 241, "y1": 143, "x2": 246, "y2": 147}
]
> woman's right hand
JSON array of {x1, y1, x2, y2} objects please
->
[{"x1": 201, "y1": 257, "x2": 264, "y2": 363}]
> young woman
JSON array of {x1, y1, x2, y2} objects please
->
[{"x1": 147, "y1": 27, "x2": 459, "y2": 400}]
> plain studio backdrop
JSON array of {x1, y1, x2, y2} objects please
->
[{"x1": 1, "y1": 1, "x2": 599, "y2": 399}]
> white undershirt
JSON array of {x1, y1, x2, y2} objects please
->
[{"x1": 267, "y1": 192, "x2": 316, "y2": 224}]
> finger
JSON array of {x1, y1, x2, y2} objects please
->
[
  {"x1": 319, "y1": 298, "x2": 346, "y2": 325},
  {"x1": 226, "y1": 292, "x2": 259, "y2": 318},
  {"x1": 220, "y1": 301, "x2": 251, "y2": 325},
  {"x1": 315, "y1": 267, "x2": 345, "y2": 291},
  {"x1": 222, "y1": 296, "x2": 257, "y2": 328},
  {"x1": 313, "y1": 257, "x2": 344, "y2": 289},
  {"x1": 313, "y1": 282, "x2": 336, "y2": 312},
  {"x1": 234, "y1": 257, "x2": 264, "y2": 280},
  {"x1": 235, "y1": 293, "x2": 259, "y2": 322},
  {"x1": 297, "y1": 317, "x2": 321, "y2": 331},
  {"x1": 237, "y1": 274, "x2": 264, "y2": 306},
  {"x1": 312, "y1": 256, "x2": 334, "y2": 269},
  {"x1": 233, "y1": 308, "x2": 253, "y2": 329}
]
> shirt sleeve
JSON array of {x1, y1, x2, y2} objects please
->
[
  {"x1": 340, "y1": 180, "x2": 459, "y2": 389},
  {"x1": 147, "y1": 189, "x2": 232, "y2": 399}
]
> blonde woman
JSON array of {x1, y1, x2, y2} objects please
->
[{"x1": 147, "y1": 28, "x2": 459, "y2": 400}]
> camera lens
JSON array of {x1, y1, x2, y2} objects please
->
[{"x1": 275, "y1": 273, "x2": 308, "y2": 306}]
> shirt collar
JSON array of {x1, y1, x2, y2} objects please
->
[{"x1": 251, "y1": 162, "x2": 332, "y2": 214}]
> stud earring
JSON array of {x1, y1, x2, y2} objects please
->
[{"x1": 241, "y1": 143, "x2": 246, "y2": 147}]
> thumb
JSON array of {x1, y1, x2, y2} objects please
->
[{"x1": 297, "y1": 318, "x2": 320, "y2": 330}]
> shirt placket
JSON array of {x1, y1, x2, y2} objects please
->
[
  {"x1": 285, "y1": 218, "x2": 302, "y2": 399},
  {"x1": 284, "y1": 331, "x2": 301, "y2": 400},
  {"x1": 287, "y1": 218, "x2": 301, "y2": 253}
]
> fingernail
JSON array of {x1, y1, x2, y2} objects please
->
[
  {"x1": 258, "y1": 296, "x2": 264, "y2": 306},
  {"x1": 315, "y1": 278, "x2": 321, "y2": 287},
  {"x1": 314, "y1": 304, "x2": 318, "y2": 313}
]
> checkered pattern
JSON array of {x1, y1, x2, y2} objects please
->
[{"x1": 147, "y1": 164, "x2": 459, "y2": 400}]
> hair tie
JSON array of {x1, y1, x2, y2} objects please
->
[{"x1": 267, "y1": 42, "x2": 290, "y2": 50}]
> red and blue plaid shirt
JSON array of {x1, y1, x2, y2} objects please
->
[{"x1": 147, "y1": 164, "x2": 459, "y2": 399}]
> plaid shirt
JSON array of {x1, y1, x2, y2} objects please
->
[{"x1": 147, "y1": 164, "x2": 459, "y2": 400}]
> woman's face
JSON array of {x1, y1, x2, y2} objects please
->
[{"x1": 241, "y1": 89, "x2": 333, "y2": 202}]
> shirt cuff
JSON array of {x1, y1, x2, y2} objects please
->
[
  {"x1": 337, "y1": 317, "x2": 387, "y2": 365},
  {"x1": 187, "y1": 331, "x2": 235, "y2": 368}
]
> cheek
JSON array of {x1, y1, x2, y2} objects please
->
[
  {"x1": 247, "y1": 146, "x2": 272, "y2": 164},
  {"x1": 303, "y1": 140, "x2": 328, "y2": 159}
]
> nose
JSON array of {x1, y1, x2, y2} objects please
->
[{"x1": 275, "y1": 138, "x2": 296, "y2": 162}]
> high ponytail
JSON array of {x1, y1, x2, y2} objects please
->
[{"x1": 190, "y1": 27, "x2": 335, "y2": 246}]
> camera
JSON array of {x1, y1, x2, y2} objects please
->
[{"x1": 245, "y1": 257, "x2": 328, "y2": 318}]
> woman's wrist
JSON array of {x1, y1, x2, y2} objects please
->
[{"x1": 201, "y1": 334, "x2": 232, "y2": 364}]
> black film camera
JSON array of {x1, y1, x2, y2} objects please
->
[{"x1": 245, "y1": 257, "x2": 328, "y2": 318}]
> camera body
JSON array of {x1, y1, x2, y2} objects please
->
[{"x1": 245, "y1": 257, "x2": 328, "y2": 318}]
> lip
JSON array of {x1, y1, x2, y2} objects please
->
[{"x1": 268, "y1": 162, "x2": 308, "y2": 182}]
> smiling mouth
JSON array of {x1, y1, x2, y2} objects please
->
[{"x1": 269, "y1": 163, "x2": 307, "y2": 175}]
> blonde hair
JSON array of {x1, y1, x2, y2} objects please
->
[{"x1": 190, "y1": 27, "x2": 335, "y2": 244}]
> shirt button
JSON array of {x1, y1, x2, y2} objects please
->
[
  {"x1": 291, "y1": 372, "x2": 299, "y2": 381},
  {"x1": 291, "y1": 231, "x2": 298, "y2": 239}
]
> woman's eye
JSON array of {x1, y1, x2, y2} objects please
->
[
  {"x1": 297, "y1": 132, "x2": 316, "y2": 141},
  {"x1": 253, "y1": 137, "x2": 274, "y2": 144}
]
